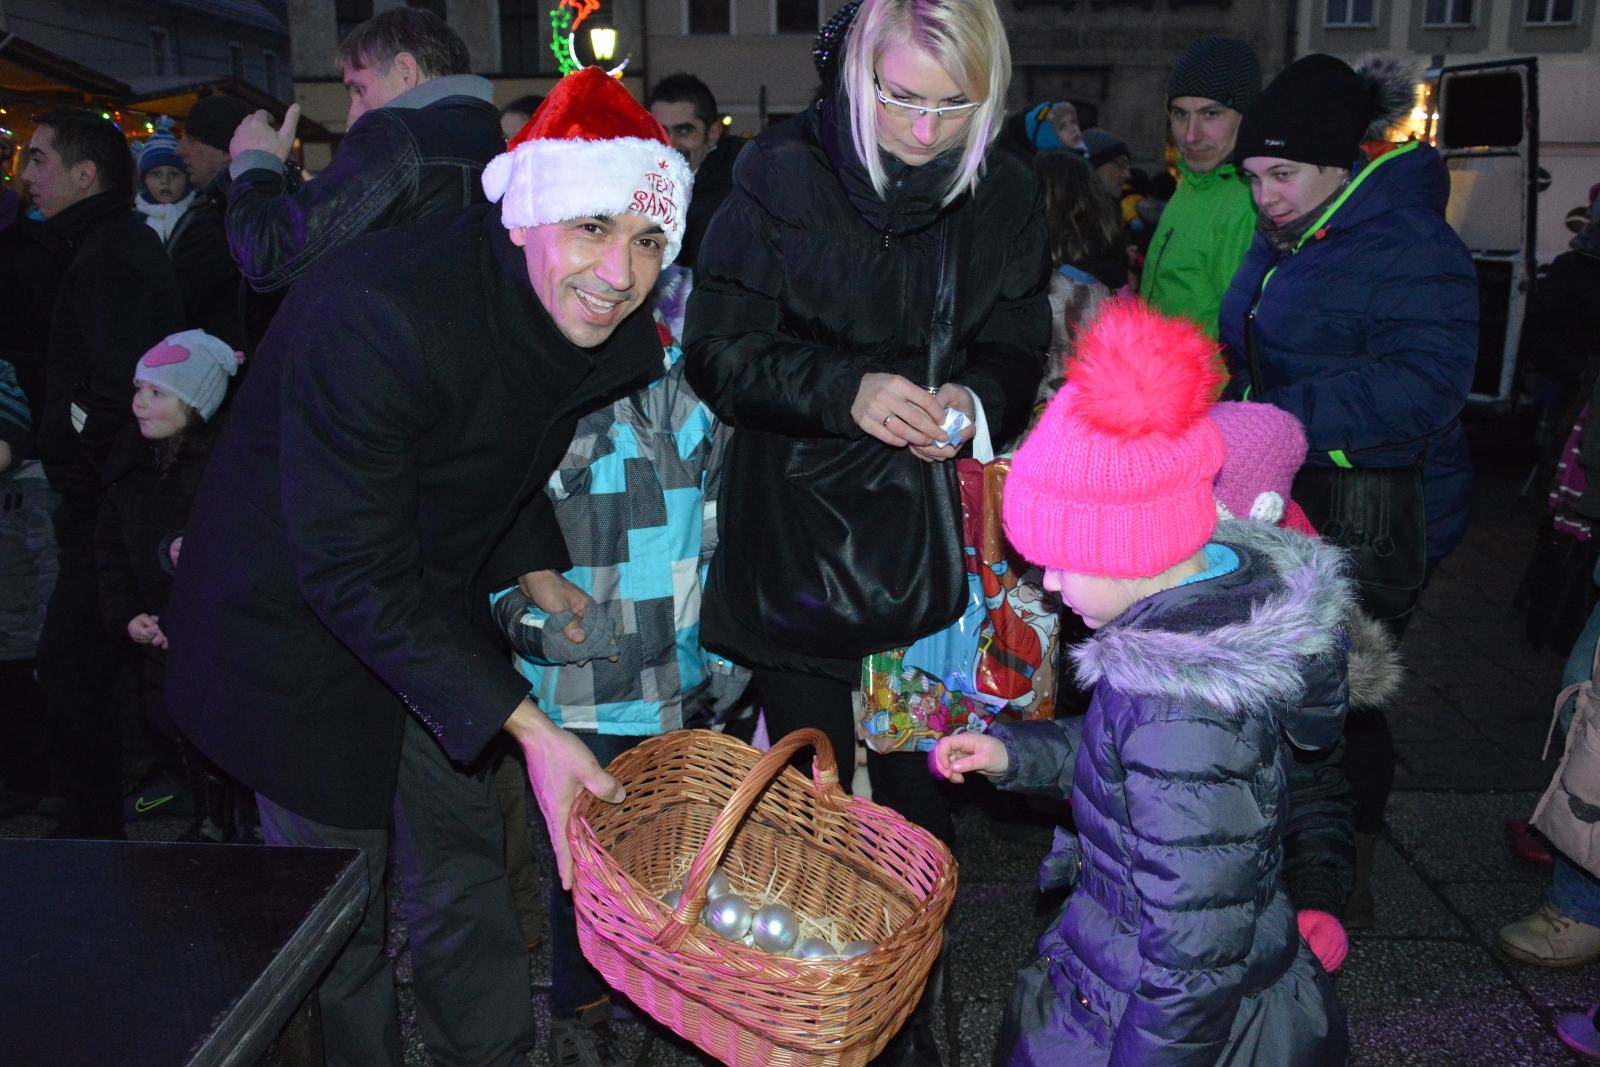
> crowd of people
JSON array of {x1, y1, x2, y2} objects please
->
[{"x1": 13, "y1": 0, "x2": 1583, "y2": 1062}]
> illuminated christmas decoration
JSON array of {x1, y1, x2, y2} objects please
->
[{"x1": 548, "y1": 0, "x2": 628, "y2": 77}]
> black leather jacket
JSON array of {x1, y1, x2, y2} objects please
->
[
  {"x1": 223, "y1": 74, "x2": 504, "y2": 293},
  {"x1": 684, "y1": 96, "x2": 1050, "y2": 676}
]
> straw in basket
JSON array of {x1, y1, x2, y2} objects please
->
[{"x1": 567, "y1": 727, "x2": 958, "y2": 1067}]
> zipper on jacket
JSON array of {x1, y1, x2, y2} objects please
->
[
  {"x1": 1143, "y1": 226, "x2": 1175, "y2": 299},
  {"x1": 883, "y1": 173, "x2": 907, "y2": 249},
  {"x1": 1241, "y1": 140, "x2": 1422, "y2": 400}
]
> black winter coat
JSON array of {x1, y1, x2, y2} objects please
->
[
  {"x1": 680, "y1": 136, "x2": 744, "y2": 271},
  {"x1": 94, "y1": 424, "x2": 211, "y2": 637},
  {"x1": 37, "y1": 190, "x2": 184, "y2": 520},
  {"x1": 684, "y1": 98, "x2": 1049, "y2": 677},
  {"x1": 0, "y1": 210, "x2": 69, "y2": 443},
  {"x1": 166, "y1": 184, "x2": 245, "y2": 349},
  {"x1": 164, "y1": 207, "x2": 664, "y2": 827}
]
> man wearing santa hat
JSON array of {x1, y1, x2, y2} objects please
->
[{"x1": 163, "y1": 69, "x2": 692, "y2": 1067}]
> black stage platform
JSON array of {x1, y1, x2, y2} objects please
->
[{"x1": 0, "y1": 839, "x2": 365, "y2": 1066}]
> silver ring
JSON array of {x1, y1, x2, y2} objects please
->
[{"x1": 883, "y1": 413, "x2": 894, "y2": 427}]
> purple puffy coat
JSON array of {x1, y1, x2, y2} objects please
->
[{"x1": 989, "y1": 520, "x2": 1353, "y2": 1066}]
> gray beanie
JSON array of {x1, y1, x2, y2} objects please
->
[
  {"x1": 134, "y1": 330, "x2": 243, "y2": 422},
  {"x1": 1168, "y1": 35, "x2": 1262, "y2": 112}
]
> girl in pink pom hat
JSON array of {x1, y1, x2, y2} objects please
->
[{"x1": 934, "y1": 300, "x2": 1353, "y2": 1065}]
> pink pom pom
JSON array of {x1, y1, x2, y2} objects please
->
[{"x1": 1067, "y1": 300, "x2": 1223, "y2": 438}]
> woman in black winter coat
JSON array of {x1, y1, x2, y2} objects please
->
[{"x1": 683, "y1": 0, "x2": 1049, "y2": 847}]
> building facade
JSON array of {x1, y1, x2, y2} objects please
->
[
  {"x1": 282, "y1": 0, "x2": 1286, "y2": 173},
  {"x1": 1, "y1": 0, "x2": 291, "y2": 99}
]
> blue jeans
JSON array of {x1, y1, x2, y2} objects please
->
[
  {"x1": 1553, "y1": 854, "x2": 1600, "y2": 927},
  {"x1": 548, "y1": 731, "x2": 644, "y2": 1019}
]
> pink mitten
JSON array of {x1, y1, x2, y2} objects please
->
[{"x1": 1297, "y1": 909, "x2": 1348, "y2": 973}]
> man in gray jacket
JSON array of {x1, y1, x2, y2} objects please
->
[{"x1": 221, "y1": 7, "x2": 504, "y2": 293}]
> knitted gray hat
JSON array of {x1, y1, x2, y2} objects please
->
[
  {"x1": 134, "y1": 330, "x2": 243, "y2": 422},
  {"x1": 1168, "y1": 35, "x2": 1261, "y2": 112}
]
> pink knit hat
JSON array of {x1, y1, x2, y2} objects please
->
[
  {"x1": 1210, "y1": 400, "x2": 1318, "y2": 536},
  {"x1": 1003, "y1": 301, "x2": 1225, "y2": 578}
]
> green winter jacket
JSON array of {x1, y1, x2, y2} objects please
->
[{"x1": 1140, "y1": 160, "x2": 1256, "y2": 339}]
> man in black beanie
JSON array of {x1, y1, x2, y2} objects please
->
[{"x1": 1140, "y1": 34, "x2": 1261, "y2": 339}]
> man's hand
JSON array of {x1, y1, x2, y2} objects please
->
[
  {"x1": 230, "y1": 103, "x2": 301, "y2": 163},
  {"x1": 503, "y1": 698, "x2": 625, "y2": 889},
  {"x1": 851, "y1": 372, "x2": 947, "y2": 449},
  {"x1": 127, "y1": 613, "x2": 167, "y2": 649},
  {"x1": 0, "y1": 439, "x2": 12, "y2": 475}
]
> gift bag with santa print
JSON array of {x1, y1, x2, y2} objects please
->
[{"x1": 971, "y1": 458, "x2": 1061, "y2": 718}]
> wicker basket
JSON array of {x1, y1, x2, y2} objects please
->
[{"x1": 567, "y1": 727, "x2": 958, "y2": 1067}]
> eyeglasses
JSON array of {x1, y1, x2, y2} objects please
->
[{"x1": 873, "y1": 76, "x2": 980, "y2": 120}]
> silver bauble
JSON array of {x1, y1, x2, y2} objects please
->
[
  {"x1": 792, "y1": 936, "x2": 835, "y2": 961},
  {"x1": 840, "y1": 940, "x2": 875, "y2": 958},
  {"x1": 702, "y1": 894, "x2": 753, "y2": 941},
  {"x1": 751, "y1": 903, "x2": 800, "y2": 953},
  {"x1": 707, "y1": 868, "x2": 732, "y2": 900},
  {"x1": 660, "y1": 888, "x2": 683, "y2": 909}
]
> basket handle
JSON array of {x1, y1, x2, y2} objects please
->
[{"x1": 656, "y1": 727, "x2": 845, "y2": 949}]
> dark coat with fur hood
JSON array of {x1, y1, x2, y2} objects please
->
[{"x1": 990, "y1": 520, "x2": 1353, "y2": 1066}]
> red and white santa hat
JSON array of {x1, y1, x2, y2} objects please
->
[{"x1": 483, "y1": 67, "x2": 694, "y2": 266}]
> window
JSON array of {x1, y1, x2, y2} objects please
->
[
  {"x1": 776, "y1": 0, "x2": 817, "y2": 33},
  {"x1": 229, "y1": 42, "x2": 246, "y2": 80},
  {"x1": 149, "y1": 26, "x2": 171, "y2": 76},
  {"x1": 688, "y1": 0, "x2": 731, "y2": 35},
  {"x1": 1525, "y1": 0, "x2": 1578, "y2": 22},
  {"x1": 407, "y1": 0, "x2": 447, "y2": 17},
  {"x1": 264, "y1": 50, "x2": 279, "y2": 96},
  {"x1": 1423, "y1": 0, "x2": 1474, "y2": 25},
  {"x1": 500, "y1": 0, "x2": 543, "y2": 73},
  {"x1": 335, "y1": 0, "x2": 373, "y2": 45},
  {"x1": 1325, "y1": 0, "x2": 1376, "y2": 24}
]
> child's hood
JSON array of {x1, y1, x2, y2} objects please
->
[{"x1": 1070, "y1": 519, "x2": 1355, "y2": 730}]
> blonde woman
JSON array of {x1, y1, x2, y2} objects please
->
[{"x1": 684, "y1": 0, "x2": 1047, "y2": 867}]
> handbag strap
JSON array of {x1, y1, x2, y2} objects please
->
[
  {"x1": 1547, "y1": 638, "x2": 1600, "y2": 760},
  {"x1": 923, "y1": 206, "x2": 972, "y2": 391}
]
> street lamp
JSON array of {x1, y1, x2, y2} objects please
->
[{"x1": 589, "y1": 25, "x2": 617, "y2": 63}]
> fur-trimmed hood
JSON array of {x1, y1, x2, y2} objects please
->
[
  {"x1": 1346, "y1": 605, "x2": 1404, "y2": 712},
  {"x1": 1072, "y1": 520, "x2": 1356, "y2": 732}
]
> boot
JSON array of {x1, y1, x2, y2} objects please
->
[
  {"x1": 176, "y1": 745, "x2": 234, "y2": 843},
  {"x1": 1344, "y1": 831, "x2": 1378, "y2": 930}
]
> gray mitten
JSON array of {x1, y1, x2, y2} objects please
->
[
  {"x1": 493, "y1": 588, "x2": 619, "y2": 664},
  {"x1": 705, "y1": 665, "x2": 752, "y2": 715}
]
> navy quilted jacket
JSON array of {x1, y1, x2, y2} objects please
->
[
  {"x1": 1218, "y1": 141, "x2": 1477, "y2": 561},
  {"x1": 990, "y1": 521, "x2": 1353, "y2": 1065}
]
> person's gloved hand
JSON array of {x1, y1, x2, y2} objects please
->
[
  {"x1": 492, "y1": 588, "x2": 618, "y2": 664},
  {"x1": 704, "y1": 664, "x2": 751, "y2": 715},
  {"x1": 1297, "y1": 909, "x2": 1348, "y2": 973}
]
